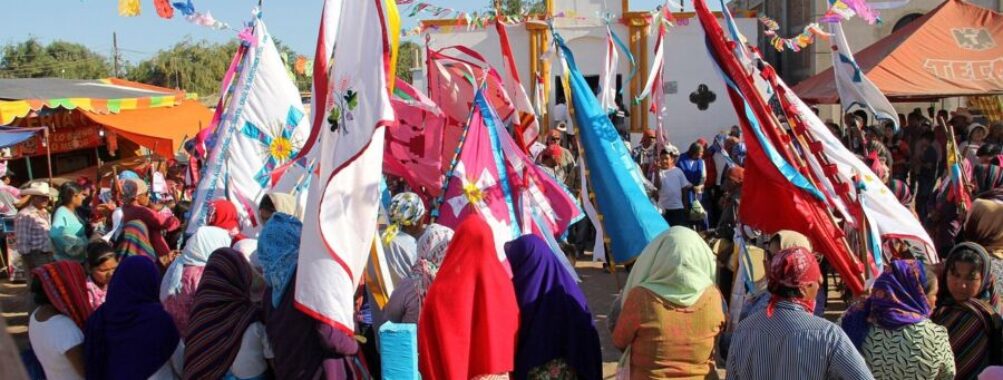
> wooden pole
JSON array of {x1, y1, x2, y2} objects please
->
[{"x1": 44, "y1": 129, "x2": 53, "y2": 185}]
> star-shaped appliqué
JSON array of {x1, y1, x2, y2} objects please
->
[{"x1": 241, "y1": 106, "x2": 308, "y2": 188}]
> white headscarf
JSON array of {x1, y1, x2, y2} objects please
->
[
  {"x1": 232, "y1": 238, "x2": 260, "y2": 271},
  {"x1": 160, "y1": 226, "x2": 232, "y2": 301},
  {"x1": 412, "y1": 224, "x2": 455, "y2": 304}
]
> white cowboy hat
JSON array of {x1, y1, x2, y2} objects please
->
[{"x1": 21, "y1": 182, "x2": 51, "y2": 197}]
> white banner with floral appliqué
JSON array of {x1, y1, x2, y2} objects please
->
[{"x1": 188, "y1": 16, "x2": 310, "y2": 236}]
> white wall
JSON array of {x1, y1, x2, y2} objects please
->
[{"x1": 653, "y1": 17, "x2": 760, "y2": 147}]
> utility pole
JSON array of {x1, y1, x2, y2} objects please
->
[{"x1": 112, "y1": 32, "x2": 121, "y2": 78}]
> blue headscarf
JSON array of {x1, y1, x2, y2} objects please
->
[
  {"x1": 505, "y1": 235, "x2": 603, "y2": 380},
  {"x1": 84, "y1": 256, "x2": 180, "y2": 380},
  {"x1": 257, "y1": 213, "x2": 302, "y2": 307},
  {"x1": 840, "y1": 260, "x2": 932, "y2": 349}
]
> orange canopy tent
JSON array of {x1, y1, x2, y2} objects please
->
[
  {"x1": 0, "y1": 78, "x2": 210, "y2": 158},
  {"x1": 84, "y1": 100, "x2": 209, "y2": 158},
  {"x1": 793, "y1": 0, "x2": 1003, "y2": 103}
]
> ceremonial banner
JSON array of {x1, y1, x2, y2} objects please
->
[
  {"x1": 556, "y1": 34, "x2": 668, "y2": 264},
  {"x1": 295, "y1": 0, "x2": 396, "y2": 334},
  {"x1": 495, "y1": 20, "x2": 540, "y2": 152},
  {"x1": 695, "y1": 0, "x2": 865, "y2": 294},
  {"x1": 599, "y1": 25, "x2": 620, "y2": 113},
  {"x1": 187, "y1": 16, "x2": 310, "y2": 235},
  {"x1": 830, "y1": 22, "x2": 899, "y2": 128},
  {"x1": 946, "y1": 124, "x2": 972, "y2": 212},
  {"x1": 635, "y1": 13, "x2": 668, "y2": 144},
  {"x1": 386, "y1": 79, "x2": 447, "y2": 196},
  {"x1": 489, "y1": 96, "x2": 583, "y2": 239},
  {"x1": 428, "y1": 49, "x2": 513, "y2": 123},
  {"x1": 438, "y1": 92, "x2": 519, "y2": 261},
  {"x1": 782, "y1": 81, "x2": 936, "y2": 262}
]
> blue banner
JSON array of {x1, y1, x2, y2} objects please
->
[{"x1": 556, "y1": 34, "x2": 669, "y2": 264}]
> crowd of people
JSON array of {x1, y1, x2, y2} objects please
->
[{"x1": 5, "y1": 104, "x2": 1003, "y2": 380}]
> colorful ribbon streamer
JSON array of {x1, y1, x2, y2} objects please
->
[{"x1": 761, "y1": 17, "x2": 832, "y2": 53}]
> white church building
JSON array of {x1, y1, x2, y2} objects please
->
[{"x1": 417, "y1": 0, "x2": 760, "y2": 147}]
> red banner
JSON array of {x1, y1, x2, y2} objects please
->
[{"x1": 10, "y1": 110, "x2": 103, "y2": 157}]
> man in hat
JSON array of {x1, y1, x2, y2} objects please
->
[
  {"x1": 538, "y1": 144, "x2": 569, "y2": 187},
  {"x1": 15, "y1": 182, "x2": 54, "y2": 285},
  {"x1": 632, "y1": 129, "x2": 659, "y2": 177},
  {"x1": 543, "y1": 129, "x2": 576, "y2": 178}
]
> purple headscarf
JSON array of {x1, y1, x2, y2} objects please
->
[
  {"x1": 840, "y1": 260, "x2": 932, "y2": 349},
  {"x1": 84, "y1": 256, "x2": 180, "y2": 380},
  {"x1": 505, "y1": 235, "x2": 602, "y2": 380}
]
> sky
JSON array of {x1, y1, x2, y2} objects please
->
[{"x1": 2, "y1": 0, "x2": 672, "y2": 63}]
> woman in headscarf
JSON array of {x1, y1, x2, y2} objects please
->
[
  {"x1": 258, "y1": 192, "x2": 297, "y2": 224},
  {"x1": 961, "y1": 123, "x2": 989, "y2": 164},
  {"x1": 964, "y1": 199, "x2": 1003, "y2": 316},
  {"x1": 611, "y1": 226, "x2": 724, "y2": 379},
  {"x1": 28, "y1": 261, "x2": 93, "y2": 380},
  {"x1": 418, "y1": 216, "x2": 520, "y2": 380},
  {"x1": 840, "y1": 260, "x2": 955, "y2": 380},
  {"x1": 84, "y1": 241, "x2": 119, "y2": 309},
  {"x1": 232, "y1": 238, "x2": 260, "y2": 272},
  {"x1": 85, "y1": 256, "x2": 182, "y2": 380},
  {"x1": 116, "y1": 220, "x2": 156, "y2": 259},
  {"x1": 208, "y1": 199, "x2": 245, "y2": 243},
  {"x1": 739, "y1": 230, "x2": 813, "y2": 321},
  {"x1": 381, "y1": 192, "x2": 427, "y2": 286},
  {"x1": 185, "y1": 248, "x2": 272, "y2": 380},
  {"x1": 161, "y1": 225, "x2": 232, "y2": 337},
  {"x1": 51, "y1": 182, "x2": 88, "y2": 262},
  {"x1": 506, "y1": 235, "x2": 602, "y2": 380},
  {"x1": 120, "y1": 178, "x2": 182, "y2": 259},
  {"x1": 932, "y1": 243, "x2": 1003, "y2": 380},
  {"x1": 259, "y1": 212, "x2": 361, "y2": 379},
  {"x1": 727, "y1": 247, "x2": 871, "y2": 379},
  {"x1": 381, "y1": 223, "x2": 454, "y2": 325}
]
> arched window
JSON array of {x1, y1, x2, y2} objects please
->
[{"x1": 893, "y1": 13, "x2": 924, "y2": 33}]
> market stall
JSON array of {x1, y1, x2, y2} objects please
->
[{"x1": 0, "y1": 78, "x2": 211, "y2": 182}]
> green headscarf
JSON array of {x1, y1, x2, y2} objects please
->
[{"x1": 621, "y1": 226, "x2": 717, "y2": 307}]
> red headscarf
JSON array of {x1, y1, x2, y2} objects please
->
[
  {"x1": 767, "y1": 247, "x2": 822, "y2": 317},
  {"x1": 33, "y1": 261, "x2": 93, "y2": 329},
  {"x1": 418, "y1": 215, "x2": 520, "y2": 379},
  {"x1": 208, "y1": 199, "x2": 243, "y2": 241}
]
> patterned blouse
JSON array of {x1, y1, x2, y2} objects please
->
[{"x1": 860, "y1": 320, "x2": 956, "y2": 380}]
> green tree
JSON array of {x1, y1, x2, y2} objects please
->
[
  {"x1": 497, "y1": 0, "x2": 547, "y2": 15},
  {"x1": 396, "y1": 41, "x2": 422, "y2": 83},
  {"x1": 126, "y1": 39, "x2": 239, "y2": 97},
  {"x1": 0, "y1": 38, "x2": 112, "y2": 79},
  {"x1": 273, "y1": 39, "x2": 311, "y2": 93}
]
